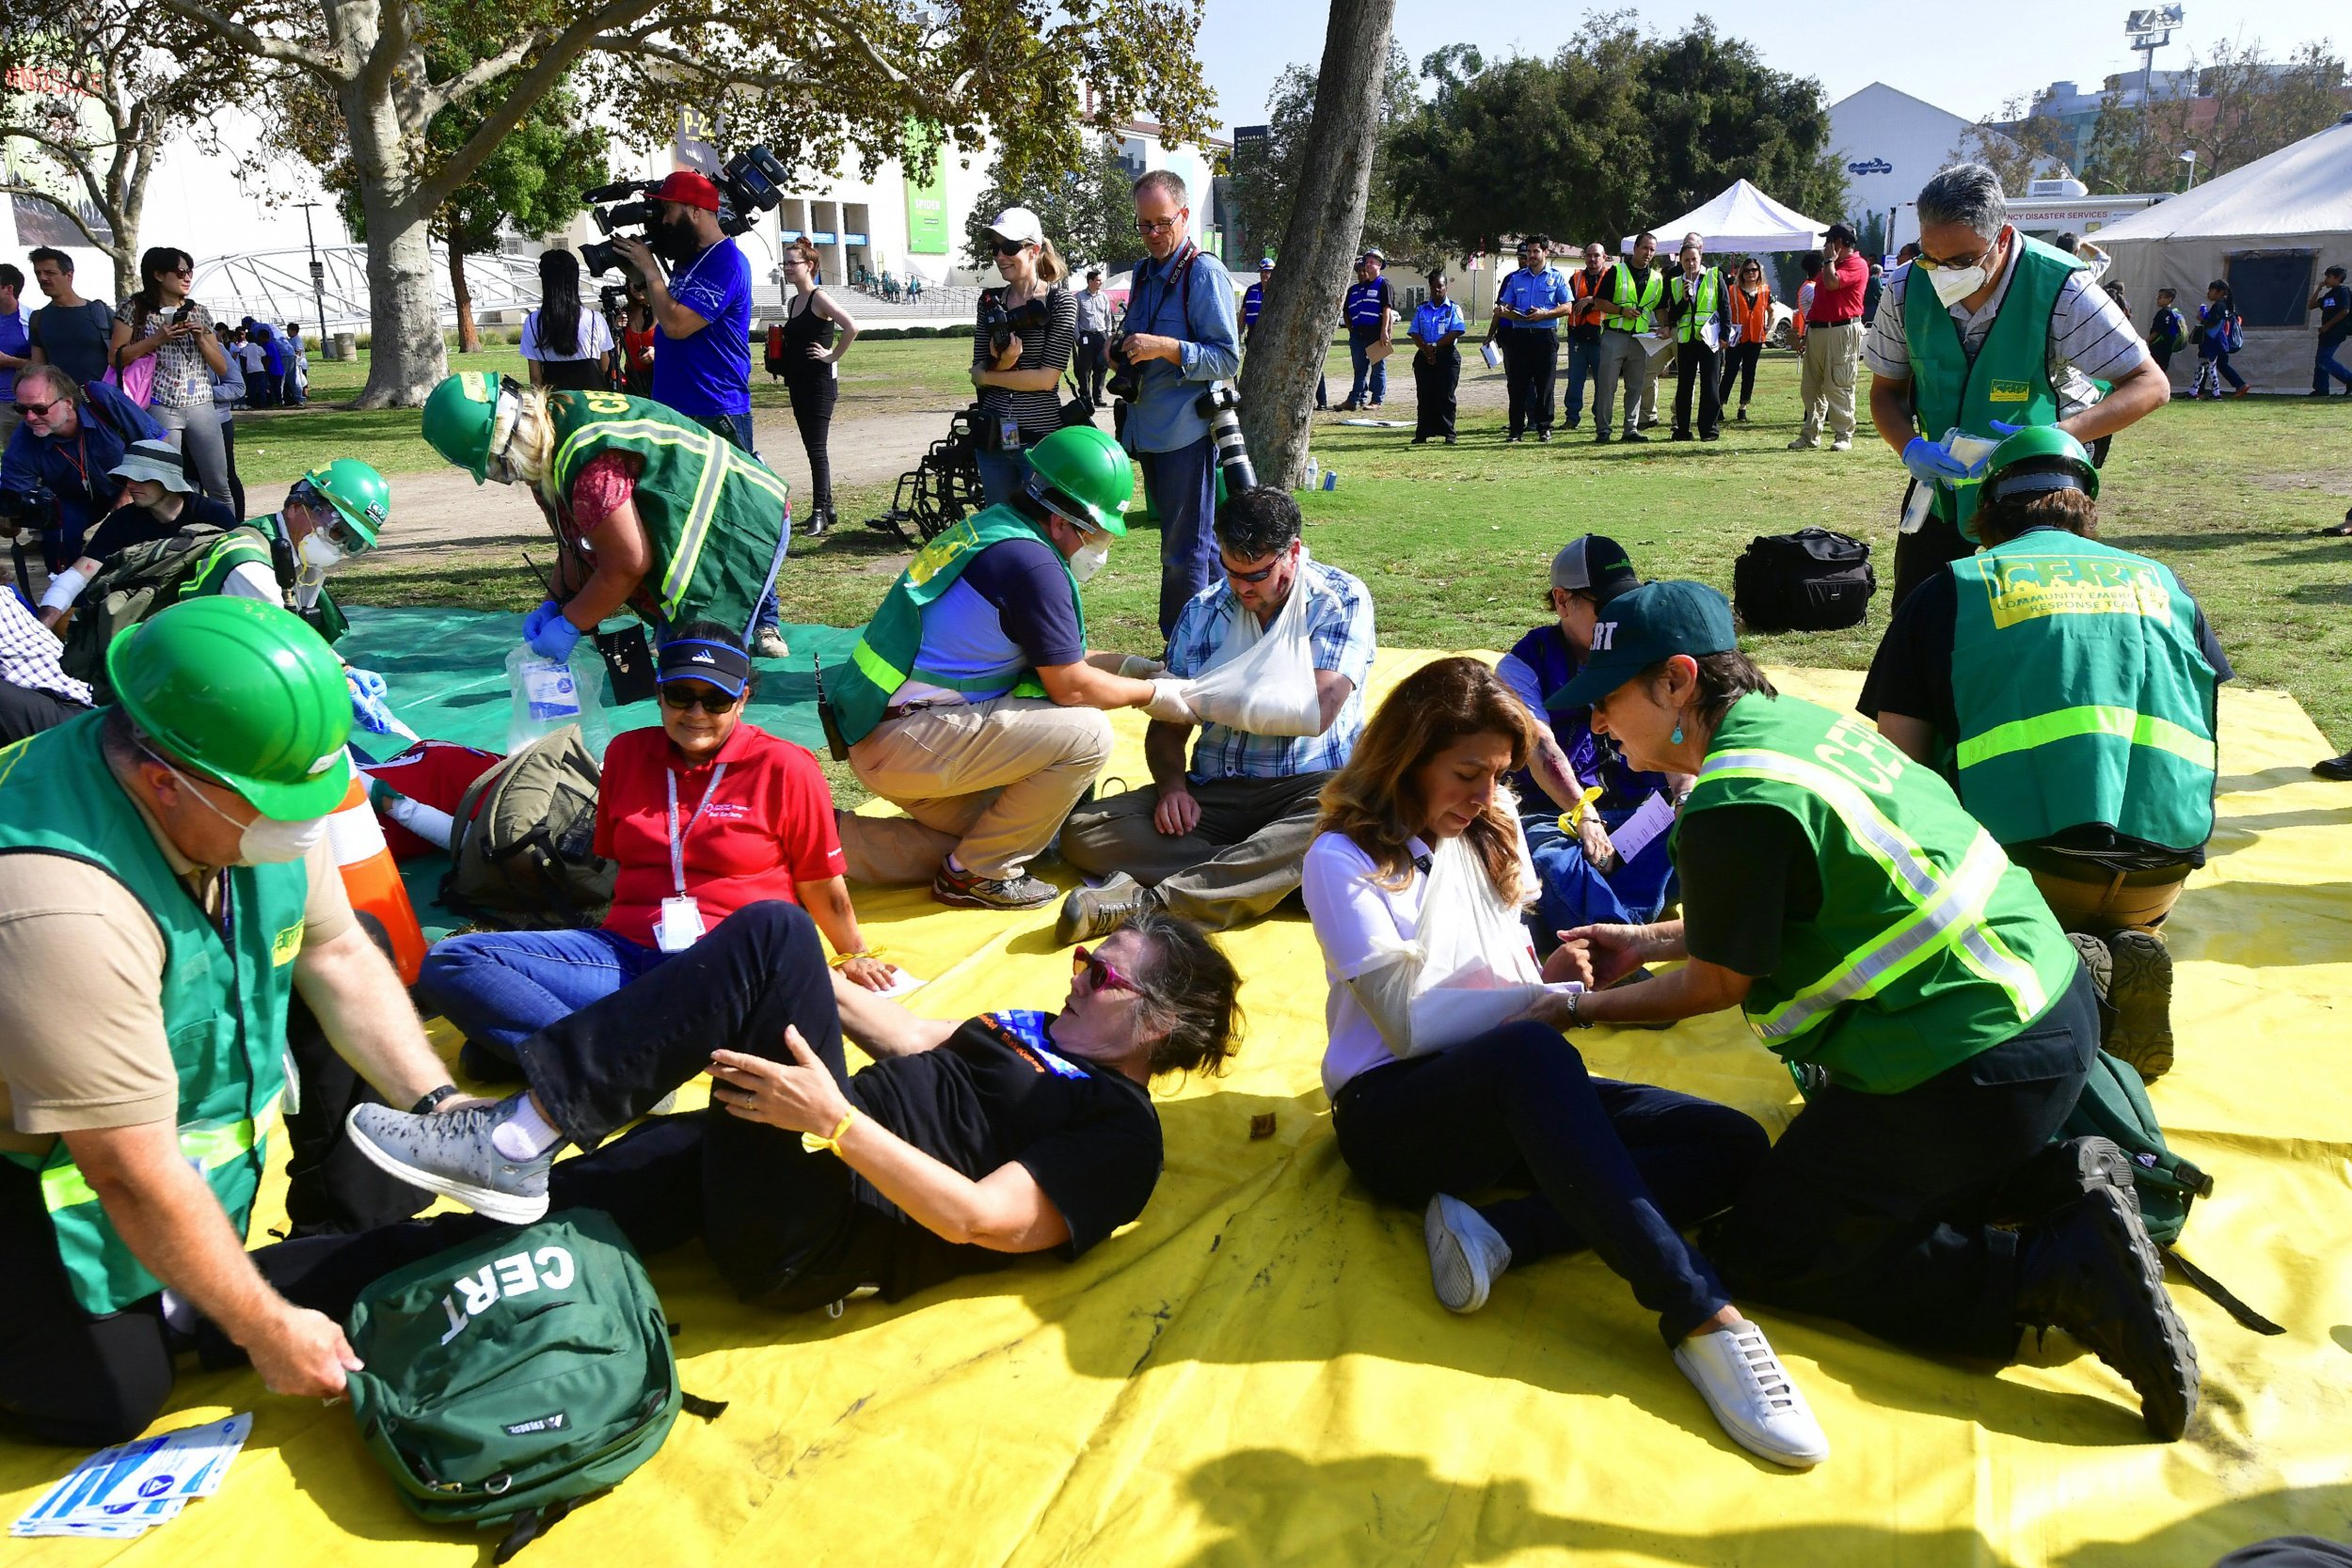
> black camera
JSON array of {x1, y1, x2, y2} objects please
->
[
  {"x1": 580, "y1": 144, "x2": 791, "y2": 279},
  {"x1": 0, "y1": 482, "x2": 56, "y2": 533},
  {"x1": 977, "y1": 290, "x2": 1052, "y2": 359},
  {"x1": 1104, "y1": 335, "x2": 1143, "y2": 404},
  {"x1": 1195, "y1": 384, "x2": 1255, "y2": 491}
]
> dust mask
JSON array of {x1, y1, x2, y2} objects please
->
[
  {"x1": 1070, "y1": 536, "x2": 1110, "y2": 584},
  {"x1": 1926, "y1": 232, "x2": 2001, "y2": 309},
  {"x1": 143, "y1": 744, "x2": 332, "y2": 865}
]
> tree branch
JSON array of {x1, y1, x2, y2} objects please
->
[
  {"x1": 417, "y1": 33, "x2": 547, "y2": 120},
  {"x1": 152, "y1": 0, "x2": 343, "y2": 81},
  {"x1": 0, "y1": 182, "x2": 119, "y2": 254}
]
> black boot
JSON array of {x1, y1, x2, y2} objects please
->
[
  {"x1": 1982, "y1": 1135, "x2": 2140, "y2": 1227},
  {"x1": 2014, "y1": 1185, "x2": 2200, "y2": 1440}
]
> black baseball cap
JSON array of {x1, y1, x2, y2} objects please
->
[
  {"x1": 1549, "y1": 534, "x2": 1640, "y2": 602},
  {"x1": 1547, "y1": 580, "x2": 1737, "y2": 711},
  {"x1": 657, "y1": 636, "x2": 752, "y2": 698}
]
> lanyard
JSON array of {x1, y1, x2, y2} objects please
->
[
  {"x1": 57, "y1": 430, "x2": 93, "y2": 499},
  {"x1": 1136, "y1": 241, "x2": 1198, "y2": 335},
  {"x1": 666, "y1": 763, "x2": 728, "y2": 895}
]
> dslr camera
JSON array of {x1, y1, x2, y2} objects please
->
[
  {"x1": 1195, "y1": 385, "x2": 1255, "y2": 491},
  {"x1": 977, "y1": 289, "x2": 1052, "y2": 359},
  {"x1": 1104, "y1": 335, "x2": 1144, "y2": 404},
  {"x1": 580, "y1": 144, "x2": 791, "y2": 280}
]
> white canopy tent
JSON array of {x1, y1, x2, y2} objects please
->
[
  {"x1": 1623, "y1": 180, "x2": 1829, "y2": 254},
  {"x1": 2096, "y1": 114, "x2": 2352, "y2": 395}
]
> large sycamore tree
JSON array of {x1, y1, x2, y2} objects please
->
[{"x1": 145, "y1": 0, "x2": 1212, "y2": 405}]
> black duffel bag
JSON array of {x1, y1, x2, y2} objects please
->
[{"x1": 1733, "y1": 528, "x2": 1876, "y2": 632}]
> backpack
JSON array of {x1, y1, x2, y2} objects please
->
[
  {"x1": 441, "y1": 724, "x2": 614, "y2": 930},
  {"x1": 1731, "y1": 528, "x2": 1875, "y2": 633},
  {"x1": 343, "y1": 1211, "x2": 724, "y2": 1560},
  {"x1": 58, "y1": 524, "x2": 275, "y2": 702}
]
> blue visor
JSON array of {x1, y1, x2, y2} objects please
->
[{"x1": 656, "y1": 637, "x2": 752, "y2": 698}]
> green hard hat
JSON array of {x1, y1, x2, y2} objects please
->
[
  {"x1": 1023, "y1": 425, "x2": 1133, "y2": 536},
  {"x1": 299, "y1": 457, "x2": 390, "y2": 548},
  {"x1": 421, "y1": 371, "x2": 504, "y2": 483},
  {"x1": 1981, "y1": 424, "x2": 2101, "y2": 506},
  {"x1": 108, "y1": 597, "x2": 354, "y2": 820}
]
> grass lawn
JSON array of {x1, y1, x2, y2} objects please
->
[{"x1": 330, "y1": 344, "x2": 2352, "y2": 752}]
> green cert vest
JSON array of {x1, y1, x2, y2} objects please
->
[
  {"x1": 182, "y1": 518, "x2": 352, "y2": 645},
  {"x1": 1672, "y1": 269, "x2": 1721, "y2": 344},
  {"x1": 1947, "y1": 531, "x2": 2218, "y2": 852},
  {"x1": 545, "y1": 390, "x2": 791, "y2": 641},
  {"x1": 829, "y1": 504, "x2": 1086, "y2": 748},
  {"x1": 1611, "y1": 265, "x2": 1665, "y2": 335},
  {"x1": 0, "y1": 713, "x2": 303, "y2": 1314},
  {"x1": 1901, "y1": 234, "x2": 2085, "y2": 531},
  {"x1": 1675, "y1": 693, "x2": 2080, "y2": 1095}
]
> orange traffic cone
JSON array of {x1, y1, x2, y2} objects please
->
[{"x1": 327, "y1": 774, "x2": 428, "y2": 985}]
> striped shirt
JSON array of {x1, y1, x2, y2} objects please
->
[
  {"x1": 1165, "y1": 558, "x2": 1376, "y2": 781},
  {"x1": 973, "y1": 283, "x2": 1078, "y2": 440},
  {"x1": 1863, "y1": 255, "x2": 2150, "y2": 416}
]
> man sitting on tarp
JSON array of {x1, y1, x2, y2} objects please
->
[
  {"x1": 1056, "y1": 484, "x2": 1375, "y2": 943},
  {"x1": 0, "y1": 598, "x2": 471, "y2": 1446},
  {"x1": 421, "y1": 372, "x2": 790, "y2": 659}
]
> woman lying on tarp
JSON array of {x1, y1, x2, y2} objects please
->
[
  {"x1": 1298, "y1": 655, "x2": 1830, "y2": 1470},
  {"x1": 253, "y1": 899, "x2": 1240, "y2": 1315}
]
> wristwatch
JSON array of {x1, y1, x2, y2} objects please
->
[{"x1": 412, "y1": 1084, "x2": 463, "y2": 1116}]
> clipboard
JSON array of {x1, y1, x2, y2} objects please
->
[{"x1": 1366, "y1": 337, "x2": 1393, "y2": 364}]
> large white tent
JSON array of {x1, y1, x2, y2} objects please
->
[
  {"x1": 1623, "y1": 179, "x2": 1828, "y2": 254},
  {"x1": 2097, "y1": 113, "x2": 2352, "y2": 395}
]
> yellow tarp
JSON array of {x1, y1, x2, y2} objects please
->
[{"x1": 7, "y1": 657, "x2": 2351, "y2": 1566}]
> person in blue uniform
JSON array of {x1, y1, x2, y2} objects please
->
[
  {"x1": 1338, "y1": 250, "x2": 1397, "y2": 412},
  {"x1": 1493, "y1": 238, "x2": 1572, "y2": 442},
  {"x1": 1407, "y1": 275, "x2": 1467, "y2": 444},
  {"x1": 1244, "y1": 258, "x2": 1322, "y2": 409}
]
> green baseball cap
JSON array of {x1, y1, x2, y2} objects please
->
[{"x1": 1546, "y1": 580, "x2": 1738, "y2": 711}]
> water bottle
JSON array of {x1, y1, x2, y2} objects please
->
[
  {"x1": 505, "y1": 642, "x2": 609, "y2": 754},
  {"x1": 1303, "y1": 455, "x2": 1321, "y2": 491}
]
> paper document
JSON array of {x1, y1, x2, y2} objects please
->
[
  {"x1": 1607, "y1": 792, "x2": 1679, "y2": 865},
  {"x1": 872, "y1": 967, "x2": 927, "y2": 999},
  {"x1": 1699, "y1": 320, "x2": 1721, "y2": 352},
  {"x1": 1365, "y1": 337, "x2": 1393, "y2": 364},
  {"x1": 14, "y1": 1415, "x2": 252, "y2": 1539}
]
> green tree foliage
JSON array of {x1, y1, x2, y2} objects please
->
[
  {"x1": 1227, "y1": 42, "x2": 1424, "y2": 267},
  {"x1": 1957, "y1": 91, "x2": 2077, "y2": 194},
  {"x1": 2081, "y1": 39, "x2": 2349, "y2": 193},
  {"x1": 961, "y1": 135, "x2": 1133, "y2": 274}
]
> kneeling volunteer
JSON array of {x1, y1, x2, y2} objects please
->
[
  {"x1": 338, "y1": 900, "x2": 1239, "y2": 1310},
  {"x1": 1861, "y1": 427, "x2": 2226, "y2": 1081},
  {"x1": 830, "y1": 424, "x2": 1196, "y2": 911},
  {"x1": 418, "y1": 625, "x2": 895, "y2": 1075},
  {"x1": 1057, "y1": 485, "x2": 1375, "y2": 942},
  {"x1": 1301, "y1": 656, "x2": 1828, "y2": 1470},
  {"x1": 1546, "y1": 580, "x2": 2201, "y2": 1442}
]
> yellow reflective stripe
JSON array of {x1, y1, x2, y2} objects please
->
[
  {"x1": 658, "y1": 429, "x2": 730, "y2": 620},
  {"x1": 850, "y1": 637, "x2": 906, "y2": 692},
  {"x1": 39, "y1": 1096, "x2": 282, "y2": 1213},
  {"x1": 1955, "y1": 704, "x2": 2216, "y2": 773}
]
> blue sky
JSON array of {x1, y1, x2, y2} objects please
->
[{"x1": 1197, "y1": 1, "x2": 2344, "y2": 135}]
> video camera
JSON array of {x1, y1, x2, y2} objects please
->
[{"x1": 580, "y1": 144, "x2": 791, "y2": 280}]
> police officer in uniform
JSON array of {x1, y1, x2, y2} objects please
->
[
  {"x1": 1407, "y1": 275, "x2": 1467, "y2": 444},
  {"x1": 1494, "y1": 238, "x2": 1572, "y2": 442},
  {"x1": 1338, "y1": 250, "x2": 1397, "y2": 412}
]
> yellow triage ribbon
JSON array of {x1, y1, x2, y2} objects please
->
[
  {"x1": 1559, "y1": 786, "x2": 1604, "y2": 831},
  {"x1": 802, "y1": 1108, "x2": 859, "y2": 1156},
  {"x1": 828, "y1": 947, "x2": 886, "y2": 969}
]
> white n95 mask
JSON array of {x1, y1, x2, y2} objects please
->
[{"x1": 1070, "y1": 537, "x2": 1110, "y2": 584}]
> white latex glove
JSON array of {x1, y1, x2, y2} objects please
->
[{"x1": 1142, "y1": 679, "x2": 1198, "y2": 725}]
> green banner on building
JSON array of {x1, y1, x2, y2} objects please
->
[{"x1": 904, "y1": 121, "x2": 949, "y2": 256}]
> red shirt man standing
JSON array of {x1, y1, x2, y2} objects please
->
[{"x1": 1791, "y1": 223, "x2": 1869, "y2": 451}]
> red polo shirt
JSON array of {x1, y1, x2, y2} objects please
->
[
  {"x1": 1807, "y1": 251, "x2": 1868, "y2": 325},
  {"x1": 594, "y1": 721, "x2": 845, "y2": 947}
]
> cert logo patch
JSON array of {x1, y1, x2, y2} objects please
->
[{"x1": 1987, "y1": 379, "x2": 2032, "y2": 403}]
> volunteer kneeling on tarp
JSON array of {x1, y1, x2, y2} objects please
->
[
  {"x1": 334, "y1": 900, "x2": 1239, "y2": 1311},
  {"x1": 1299, "y1": 656, "x2": 1827, "y2": 1470},
  {"x1": 1495, "y1": 534, "x2": 1685, "y2": 943},
  {"x1": 418, "y1": 624, "x2": 898, "y2": 1079},
  {"x1": 831, "y1": 424, "x2": 1197, "y2": 911},
  {"x1": 1860, "y1": 428, "x2": 2227, "y2": 1083},
  {"x1": 1544, "y1": 580, "x2": 2201, "y2": 1443},
  {"x1": 0, "y1": 598, "x2": 477, "y2": 1446},
  {"x1": 421, "y1": 371, "x2": 790, "y2": 658},
  {"x1": 1057, "y1": 485, "x2": 1375, "y2": 943}
]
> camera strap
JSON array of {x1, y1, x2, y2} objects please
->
[{"x1": 1134, "y1": 242, "x2": 1202, "y2": 338}]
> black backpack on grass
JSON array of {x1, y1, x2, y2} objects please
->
[{"x1": 1732, "y1": 528, "x2": 1875, "y2": 632}]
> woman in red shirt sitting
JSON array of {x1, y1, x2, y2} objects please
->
[{"x1": 418, "y1": 623, "x2": 896, "y2": 1076}]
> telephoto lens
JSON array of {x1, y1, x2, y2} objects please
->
[{"x1": 1196, "y1": 385, "x2": 1255, "y2": 490}]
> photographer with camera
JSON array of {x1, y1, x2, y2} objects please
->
[
  {"x1": 971, "y1": 207, "x2": 1079, "y2": 507},
  {"x1": 1112, "y1": 170, "x2": 1242, "y2": 637},
  {"x1": 3, "y1": 364, "x2": 165, "y2": 570}
]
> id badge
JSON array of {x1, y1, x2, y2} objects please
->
[
  {"x1": 996, "y1": 413, "x2": 1020, "y2": 451},
  {"x1": 655, "y1": 895, "x2": 707, "y2": 954}
]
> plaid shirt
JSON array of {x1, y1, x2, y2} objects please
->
[
  {"x1": 1165, "y1": 557, "x2": 1375, "y2": 781},
  {"x1": 0, "y1": 588, "x2": 91, "y2": 707}
]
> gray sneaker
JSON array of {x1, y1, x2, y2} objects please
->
[
  {"x1": 345, "y1": 1100, "x2": 554, "y2": 1225},
  {"x1": 932, "y1": 861, "x2": 1057, "y2": 911},
  {"x1": 1055, "y1": 873, "x2": 1155, "y2": 946}
]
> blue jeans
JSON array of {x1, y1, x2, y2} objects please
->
[
  {"x1": 1562, "y1": 336, "x2": 1597, "y2": 425},
  {"x1": 1346, "y1": 336, "x2": 1387, "y2": 406},
  {"x1": 2316, "y1": 337, "x2": 2352, "y2": 394},
  {"x1": 1137, "y1": 436, "x2": 1218, "y2": 637},
  {"x1": 1522, "y1": 803, "x2": 1680, "y2": 942},
  {"x1": 975, "y1": 444, "x2": 1031, "y2": 508},
  {"x1": 416, "y1": 927, "x2": 673, "y2": 1062}
]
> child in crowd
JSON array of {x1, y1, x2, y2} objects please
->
[
  {"x1": 2146, "y1": 289, "x2": 2186, "y2": 378},
  {"x1": 2192, "y1": 280, "x2": 2247, "y2": 400}
]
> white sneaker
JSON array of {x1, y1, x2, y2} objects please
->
[
  {"x1": 1424, "y1": 1195, "x2": 1512, "y2": 1313},
  {"x1": 1829, "y1": 436, "x2": 1852, "y2": 451},
  {"x1": 752, "y1": 626, "x2": 790, "y2": 659},
  {"x1": 1673, "y1": 1321, "x2": 1831, "y2": 1468}
]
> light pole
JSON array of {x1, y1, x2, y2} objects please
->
[
  {"x1": 296, "y1": 200, "x2": 329, "y2": 358},
  {"x1": 2124, "y1": 7, "x2": 2185, "y2": 152},
  {"x1": 2179, "y1": 149, "x2": 2199, "y2": 190}
]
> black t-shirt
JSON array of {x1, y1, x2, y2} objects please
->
[
  {"x1": 957, "y1": 533, "x2": 1087, "y2": 669},
  {"x1": 80, "y1": 492, "x2": 243, "y2": 562},
  {"x1": 1677, "y1": 804, "x2": 1822, "y2": 978},
  {"x1": 2319, "y1": 285, "x2": 2352, "y2": 344},
  {"x1": 845, "y1": 1010, "x2": 1161, "y2": 1297}
]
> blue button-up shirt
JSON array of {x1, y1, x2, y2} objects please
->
[
  {"x1": 1497, "y1": 264, "x2": 1570, "y2": 334},
  {"x1": 1117, "y1": 242, "x2": 1241, "y2": 455},
  {"x1": 1165, "y1": 556, "x2": 1376, "y2": 781},
  {"x1": 1410, "y1": 299, "x2": 1466, "y2": 344},
  {"x1": 0, "y1": 380, "x2": 166, "y2": 561}
]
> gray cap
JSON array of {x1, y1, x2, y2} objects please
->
[
  {"x1": 1549, "y1": 534, "x2": 1640, "y2": 601},
  {"x1": 108, "y1": 439, "x2": 196, "y2": 495}
]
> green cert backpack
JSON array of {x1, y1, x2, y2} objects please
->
[{"x1": 343, "y1": 1210, "x2": 723, "y2": 1560}]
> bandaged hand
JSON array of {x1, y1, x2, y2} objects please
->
[{"x1": 1142, "y1": 678, "x2": 1197, "y2": 725}]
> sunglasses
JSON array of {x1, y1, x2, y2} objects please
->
[
  {"x1": 993, "y1": 238, "x2": 1029, "y2": 257},
  {"x1": 1073, "y1": 944, "x2": 1149, "y2": 998},
  {"x1": 660, "y1": 684, "x2": 739, "y2": 714},
  {"x1": 11, "y1": 394, "x2": 63, "y2": 418},
  {"x1": 1221, "y1": 547, "x2": 1290, "y2": 584}
]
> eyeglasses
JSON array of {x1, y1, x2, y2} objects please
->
[
  {"x1": 660, "y1": 684, "x2": 739, "y2": 714},
  {"x1": 11, "y1": 394, "x2": 63, "y2": 419},
  {"x1": 1073, "y1": 944, "x2": 1149, "y2": 998},
  {"x1": 1221, "y1": 546, "x2": 1291, "y2": 585},
  {"x1": 167, "y1": 264, "x2": 193, "y2": 277},
  {"x1": 993, "y1": 238, "x2": 1029, "y2": 257},
  {"x1": 1917, "y1": 234, "x2": 2002, "y2": 271},
  {"x1": 1136, "y1": 214, "x2": 1184, "y2": 236}
]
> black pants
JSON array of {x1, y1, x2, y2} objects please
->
[
  {"x1": 1411, "y1": 346, "x2": 1459, "y2": 438},
  {"x1": 1332, "y1": 1020, "x2": 1764, "y2": 1344},
  {"x1": 1076, "y1": 331, "x2": 1109, "y2": 404},
  {"x1": 1705, "y1": 967, "x2": 2100, "y2": 1360},
  {"x1": 1889, "y1": 503, "x2": 1976, "y2": 612},
  {"x1": 1718, "y1": 342, "x2": 1762, "y2": 409},
  {"x1": 784, "y1": 373, "x2": 837, "y2": 519},
  {"x1": 1674, "y1": 341, "x2": 1723, "y2": 436},
  {"x1": 279, "y1": 981, "x2": 432, "y2": 1239},
  {"x1": 0, "y1": 678, "x2": 89, "y2": 746},
  {"x1": 1500, "y1": 328, "x2": 1558, "y2": 436}
]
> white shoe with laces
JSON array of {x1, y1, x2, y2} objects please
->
[
  {"x1": 1424, "y1": 1195, "x2": 1512, "y2": 1313},
  {"x1": 1673, "y1": 1320, "x2": 1831, "y2": 1468}
]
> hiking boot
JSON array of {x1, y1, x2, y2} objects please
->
[
  {"x1": 1622, "y1": 428, "x2": 1650, "y2": 443},
  {"x1": 1674, "y1": 1320, "x2": 1831, "y2": 1468},
  {"x1": 932, "y1": 861, "x2": 1057, "y2": 911},
  {"x1": 1056, "y1": 872, "x2": 1156, "y2": 945},
  {"x1": 752, "y1": 626, "x2": 791, "y2": 659},
  {"x1": 2313, "y1": 751, "x2": 2352, "y2": 782},
  {"x1": 2106, "y1": 929, "x2": 2175, "y2": 1081},
  {"x1": 1424, "y1": 1195, "x2": 1512, "y2": 1314},
  {"x1": 2068, "y1": 931, "x2": 2113, "y2": 1002},
  {"x1": 1987, "y1": 1135, "x2": 2141, "y2": 1227},
  {"x1": 345, "y1": 1100, "x2": 554, "y2": 1226},
  {"x1": 2015, "y1": 1184, "x2": 2199, "y2": 1441}
]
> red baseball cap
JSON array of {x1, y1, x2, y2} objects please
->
[{"x1": 653, "y1": 170, "x2": 721, "y2": 212}]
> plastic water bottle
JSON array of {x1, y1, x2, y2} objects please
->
[
  {"x1": 505, "y1": 642, "x2": 609, "y2": 754},
  {"x1": 1303, "y1": 455, "x2": 1321, "y2": 491}
]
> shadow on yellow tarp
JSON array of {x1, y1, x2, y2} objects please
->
[{"x1": 6, "y1": 656, "x2": 2350, "y2": 1567}]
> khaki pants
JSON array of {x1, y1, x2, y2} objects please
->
[
  {"x1": 1799, "y1": 319, "x2": 1861, "y2": 442},
  {"x1": 2029, "y1": 866, "x2": 2189, "y2": 936},
  {"x1": 1593, "y1": 332, "x2": 1652, "y2": 435},
  {"x1": 1059, "y1": 771, "x2": 1331, "y2": 932},
  {"x1": 1642, "y1": 341, "x2": 1674, "y2": 424},
  {"x1": 837, "y1": 697, "x2": 1111, "y2": 883}
]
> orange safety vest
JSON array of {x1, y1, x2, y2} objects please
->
[{"x1": 1728, "y1": 283, "x2": 1772, "y2": 345}]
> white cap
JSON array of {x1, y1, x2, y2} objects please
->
[{"x1": 986, "y1": 206, "x2": 1045, "y2": 246}]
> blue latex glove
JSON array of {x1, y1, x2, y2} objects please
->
[
  {"x1": 1987, "y1": 420, "x2": 2025, "y2": 436},
  {"x1": 521, "y1": 598, "x2": 564, "y2": 642},
  {"x1": 525, "y1": 605, "x2": 584, "y2": 662},
  {"x1": 1902, "y1": 436, "x2": 1979, "y2": 485},
  {"x1": 346, "y1": 668, "x2": 395, "y2": 735}
]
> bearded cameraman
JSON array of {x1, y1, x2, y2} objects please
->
[{"x1": 970, "y1": 207, "x2": 1078, "y2": 507}]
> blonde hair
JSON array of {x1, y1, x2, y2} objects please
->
[{"x1": 1034, "y1": 238, "x2": 1070, "y2": 285}]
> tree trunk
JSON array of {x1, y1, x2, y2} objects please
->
[
  {"x1": 341, "y1": 77, "x2": 448, "y2": 407},
  {"x1": 448, "y1": 243, "x2": 479, "y2": 354},
  {"x1": 1237, "y1": 0, "x2": 1394, "y2": 489}
]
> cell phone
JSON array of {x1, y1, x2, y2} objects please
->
[{"x1": 171, "y1": 303, "x2": 194, "y2": 325}]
